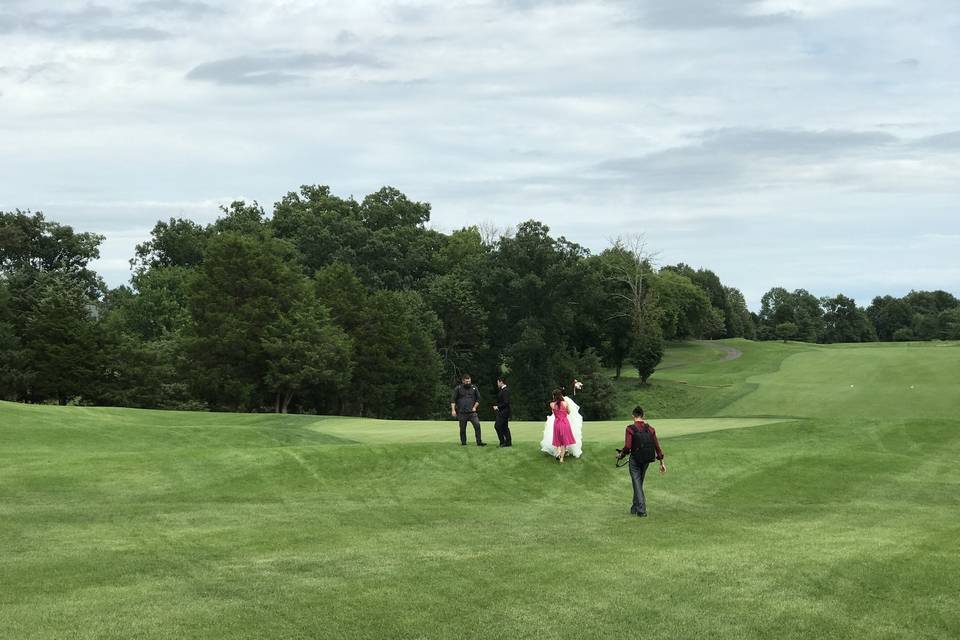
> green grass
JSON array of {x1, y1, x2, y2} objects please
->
[{"x1": 2, "y1": 340, "x2": 959, "y2": 639}]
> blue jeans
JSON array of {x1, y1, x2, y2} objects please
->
[{"x1": 629, "y1": 457, "x2": 650, "y2": 515}]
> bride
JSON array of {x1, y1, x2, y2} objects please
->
[{"x1": 540, "y1": 380, "x2": 584, "y2": 459}]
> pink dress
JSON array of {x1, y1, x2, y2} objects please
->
[{"x1": 552, "y1": 402, "x2": 577, "y2": 447}]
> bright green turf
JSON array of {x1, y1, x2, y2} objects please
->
[{"x1": 2, "y1": 340, "x2": 959, "y2": 639}]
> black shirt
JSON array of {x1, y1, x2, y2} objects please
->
[
  {"x1": 496, "y1": 386, "x2": 511, "y2": 419},
  {"x1": 452, "y1": 384, "x2": 480, "y2": 414}
]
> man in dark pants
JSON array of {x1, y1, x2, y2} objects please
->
[
  {"x1": 492, "y1": 376, "x2": 512, "y2": 447},
  {"x1": 451, "y1": 373, "x2": 486, "y2": 446},
  {"x1": 616, "y1": 406, "x2": 666, "y2": 517}
]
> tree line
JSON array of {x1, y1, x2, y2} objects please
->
[{"x1": 1, "y1": 185, "x2": 956, "y2": 419}]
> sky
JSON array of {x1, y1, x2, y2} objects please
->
[{"x1": 2, "y1": 0, "x2": 959, "y2": 308}]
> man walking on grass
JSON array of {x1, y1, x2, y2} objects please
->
[
  {"x1": 616, "y1": 406, "x2": 666, "y2": 517},
  {"x1": 451, "y1": 373, "x2": 486, "y2": 447}
]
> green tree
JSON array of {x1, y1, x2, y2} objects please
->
[
  {"x1": 723, "y1": 287, "x2": 755, "y2": 338},
  {"x1": 424, "y1": 227, "x2": 490, "y2": 382},
  {"x1": 570, "y1": 348, "x2": 616, "y2": 420},
  {"x1": 131, "y1": 218, "x2": 209, "y2": 272},
  {"x1": 262, "y1": 296, "x2": 353, "y2": 413},
  {"x1": 775, "y1": 322, "x2": 799, "y2": 342},
  {"x1": 0, "y1": 210, "x2": 104, "y2": 279},
  {"x1": 648, "y1": 270, "x2": 712, "y2": 340},
  {"x1": 866, "y1": 296, "x2": 913, "y2": 341},
  {"x1": 0, "y1": 282, "x2": 19, "y2": 399},
  {"x1": 820, "y1": 294, "x2": 876, "y2": 343},
  {"x1": 630, "y1": 314, "x2": 664, "y2": 384},
  {"x1": 937, "y1": 308, "x2": 960, "y2": 340},
  {"x1": 11, "y1": 272, "x2": 102, "y2": 403},
  {"x1": 187, "y1": 232, "x2": 302, "y2": 410}
]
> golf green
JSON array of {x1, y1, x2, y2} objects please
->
[{"x1": 1, "y1": 340, "x2": 957, "y2": 639}]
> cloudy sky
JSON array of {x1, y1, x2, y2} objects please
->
[{"x1": 2, "y1": 0, "x2": 959, "y2": 307}]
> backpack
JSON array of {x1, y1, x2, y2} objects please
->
[{"x1": 629, "y1": 423, "x2": 657, "y2": 464}]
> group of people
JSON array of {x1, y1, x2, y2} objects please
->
[{"x1": 450, "y1": 374, "x2": 667, "y2": 517}]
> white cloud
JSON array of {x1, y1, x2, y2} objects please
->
[{"x1": 0, "y1": 0, "x2": 958, "y2": 305}]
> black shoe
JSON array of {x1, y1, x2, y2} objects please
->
[
  {"x1": 498, "y1": 443, "x2": 506, "y2": 448},
  {"x1": 637, "y1": 513, "x2": 648, "y2": 518},
  {"x1": 460, "y1": 442, "x2": 468, "y2": 446},
  {"x1": 477, "y1": 442, "x2": 487, "y2": 447}
]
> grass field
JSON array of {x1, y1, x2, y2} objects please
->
[{"x1": 2, "y1": 341, "x2": 959, "y2": 639}]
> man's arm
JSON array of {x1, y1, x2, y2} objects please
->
[
  {"x1": 471, "y1": 387, "x2": 480, "y2": 413},
  {"x1": 450, "y1": 387, "x2": 458, "y2": 416},
  {"x1": 650, "y1": 425, "x2": 667, "y2": 473},
  {"x1": 617, "y1": 427, "x2": 633, "y2": 458}
]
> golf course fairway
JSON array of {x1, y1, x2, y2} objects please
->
[{"x1": 2, "y1": 340, "x2": 957, "y2": 639}]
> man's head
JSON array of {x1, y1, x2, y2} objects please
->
[
  {"x1": 461, "y1": 373, "x2": 472, "y2": 386},
  {"x1": 632, "y1": 406, "x2": 645, "y2": 422},
  {"x1": 497, "y1": 376, "x2": 506, "y2": 388}
]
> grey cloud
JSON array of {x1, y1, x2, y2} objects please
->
[
  {"x1": 899, "y1": 58, "x2": 920, "y2": 67},
  {"x1": 633, "y1": 0, "x2": 797, "y2": 30},
  {"x1": 912, "y1": 131, "x2": 960, "y2": 150},
  {"x1": 135, "y1": 1, "x2": 221, "y2": 17},
  {"x1": 593, "y1": 128, "x2": 899, "y2": 192},
  {"x1": 595, "y1": 147, "x2": 744, "y2": 192},
  {"x1": 80, "y1": 25, "x2": 170, "y2": 41},
  {"x1": 336, "y1": 29, "x2": 360, "y2": 46},
  {"x1": 186, "y1": 51, "x2": 387, "y2": 86},
  {"x1": 694, "y1": 128, "x2": 898, "y2": 157},
  {"x1": 0, "y1": 3, "x2": 172, "y2": 40}
]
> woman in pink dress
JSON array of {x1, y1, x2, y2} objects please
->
[{"x1": 550, "y1": 388, "x2": 576, "y2": 463}]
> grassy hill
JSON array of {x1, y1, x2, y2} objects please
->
[{"x1": 2, "y1": 341, "x2": 958, "y2": 639}]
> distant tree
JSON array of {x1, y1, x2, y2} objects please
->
[
  {"x1": 572, "y1": 348, "x2": 616, "y2": 419},
  {"x1": 0, "y1": 282, "x2": 19, "y2": 399},
  {"x1": 11, "y1": 272, "x2": 102, "y2": 403},
  {"x1": 866, "y1": 296, "x2": 913, "y2": 341},
  {"x1": 703, "y1": 306, "x2": 727, "y2": 339},
  {"x1": 93, "y1": 268, "x2": 200, "y2": 409},
  {"x1": 648, "y1": 270, "x2": 712, "y2": 340},
  {"x1": 775, "y1": 322, "x2": 799, "y2": 342},
  {"x1": 345, "y1": 289, "x2": 445, "y2": 418},
  {"x1": 937, "y1": 308, "x2": 960, "y2": 340},
  {"x1": 211, "y1": 200, "x2": 267, "y2": 236},
  {"x1": 820, "y1": 294, "x2": 876, "y2": 343},
  {"x1": 892, "y1": 327, "x2": 915, "y2": 342},
  {"x1": 262, "y1": 296, "x2": 353, "y2": 413},
  {"x1": 630, "y1": 313, "x2": 664, "y2": 384},
  {"x1": 271, "y1": 184, "x2": 442, "y2": 289},
  {"x1": 911, "y1": 312, "x2": 940, "y2": 341},
  {"x1": 604, "y1": 235, "x2": 655, "y2": 324},
  {"x1": 131, "y1": 218, "x2": 209, "y2": 272},
  {"x1": 759, "y1": 288, "x2": 822, "y2": 342},
  {"x1": 724, "y1": 286, "x2": 756, "y2": 339},
  {"x1": 425, "y1": 227, "x2": 490, "y2": 381},
  {"x1": 0, "y1": 210, "x2": 104, "y2": 278},
  {"x1": 187, "y1": 232, "x2": 302, "y2": 410}
]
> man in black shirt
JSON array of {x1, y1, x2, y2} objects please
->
[
  {"x1": 451, "y1": 373, "x2": 486, "y2": 446},
  {"x1": 493, "y1": 376, "x2": 512, "y2": 448}
]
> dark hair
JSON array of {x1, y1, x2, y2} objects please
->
[
  {"x1": 552, "y1": 388, "x2": 565, "y2": 406},
  {"x1": 632, "y1": 405, "x2": 644, "y2": 418},
  {"x1": 462, "y1": 373, "x2": 472, "y2": 381}
]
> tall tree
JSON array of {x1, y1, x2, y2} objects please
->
[
  {"x1": 0, "y1": 281, "x2": 19, "y2": 399},
  {"x1": 187, "y1": 232, "x2": 302, "y2": 410},
  {"x1": 262, "y1": 296, "x2": 353, "y2": 413},
  {"x1": 11, "y1": 272, "x2": 102, "y2": 403},
  {"x1": 131, "y1": 218, "x2": 209, "y2": 272},
  {"x1": 820, "y1": 294, "x2": 876, "y2": 343}
]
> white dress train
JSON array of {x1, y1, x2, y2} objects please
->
[{"x1": 540, "y1": 396, "x2": 584, "y2": 458}]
